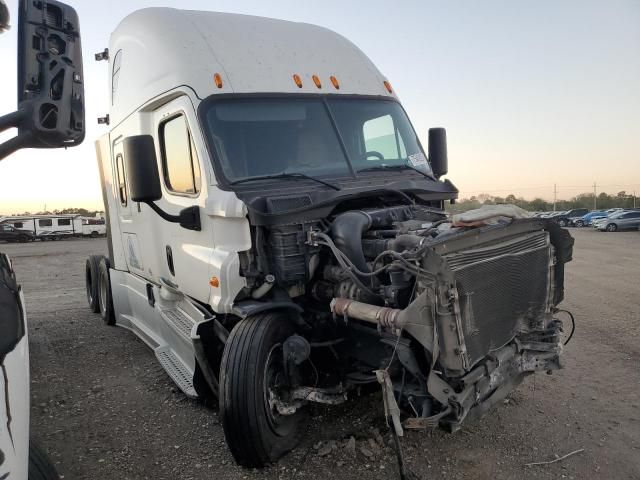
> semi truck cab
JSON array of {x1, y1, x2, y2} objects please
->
[{"x1": 90, "y1": 8, "x2": 574, "y2": 469}]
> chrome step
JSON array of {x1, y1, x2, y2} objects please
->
[{"x1": 154, "y1": 345, "x2": 197, "y2": 398}]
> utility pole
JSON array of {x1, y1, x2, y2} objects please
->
[
  {"x1": 593, "y1": 182, "x2": 597, "y2": 210},
  {"x1": 553, "y1": 184, "x2": 557, "y2": 212}
]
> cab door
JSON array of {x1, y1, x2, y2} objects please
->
[{"x1": 151, "y1": 95, "x2": 214, "y2": 303}]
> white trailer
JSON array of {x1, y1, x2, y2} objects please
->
[
  {"x1": 0, "y1": 215, "x2": 105, "y2": 239},
  {"x1": 87, "y1": 7, "x2": 574, "y2": 470}
]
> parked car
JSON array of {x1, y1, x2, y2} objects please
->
[
  {"x1": 593, "y1": 210, "x2": 640, "y2": 231},
  {"x1": 0, "y1": 224, "x2": 35, "y2": 243},
  {"x1": 575, "y1": 210, "x2": 608, "y2": 227},
  {"x1": 554, "y1": 208, "x2": 589, "y2": 227}
]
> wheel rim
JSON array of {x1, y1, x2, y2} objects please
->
[
  {"x1": 86, "y1": 266, "x2": 93, "y2": 304},
  {"x1": 263, "y1": 343, "x2": 296, "y2": 438},
  {"x1": 99, "y1": 270, "x2": 108, "y2": 314},
  {"x1": 607, "y1": 224, "x2": 616, "y2": 232}
]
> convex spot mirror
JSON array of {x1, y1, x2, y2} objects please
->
[
  {"x1": 0, "y1": 0, "x2": 85, "y2": 160},
  {"x1": 428, "y1": 127, "x2": 448, "y2": 179}
]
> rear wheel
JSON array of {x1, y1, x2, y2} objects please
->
[
  {"x1": 98, "y1": 257, "x2": 115, "y2": 325},
  {"x1": 90, "y1": 231, "x2": 99, "y2": 238},
  {"x1": 85, "y1": 255, "x2": 101, "y2": 313},
  {"x1": 219, "y1": 312, "x2": 305, "y2": 467},
  {"x1": 606, "y1": 223, "x2": 617, "y2": 232},
  {"x1": 28, "y1": 439, "x2": 59, "y2": 480}
]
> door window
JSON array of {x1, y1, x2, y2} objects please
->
[
  {"x1": 159, "y1": 114, "x2": 201, "y2": 195},
  {"x1": 116, "y1": 153, "x2": 128, "y2": 206}
]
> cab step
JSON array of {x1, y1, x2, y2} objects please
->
[{"x1": 154, "y1": 345, "x2": 197, "y2": 398}]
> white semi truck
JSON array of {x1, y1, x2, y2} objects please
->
[{"x1": 86, "y1": 7, "x2": 574, "y2": 470}]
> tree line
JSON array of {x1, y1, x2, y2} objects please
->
[
  {"x1": 5, "y1": 207, "x2": 104, "y2": 217},
  {"x1": 450, "y1": 191, "x2": 637, "y2": 213}
]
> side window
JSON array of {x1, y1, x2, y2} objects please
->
[
  {"x1": 58, "y1": 219, "x2": 71, "y2": 226},
  {"x1": 362, "y1": 115, "x2": 405, "y2": 160},
  {"x1": 1, "y1": 225, "x2": 11, "y2": 231},
  {"x1": 38, "y1": 219, "x2": 52, "y2": 227},
  {"x1": 159, "y1": 114, "x2": 201, "y2": 195},
  {"x1": 116, "y1": 153, "x2": 128, "y2": 206},
  {"x1": 13, "y1": 222, "x2": 23, "y2": 228}
]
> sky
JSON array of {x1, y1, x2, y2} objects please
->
[{"x1": 0, "y1": 0, "x2": 638, "y2": 214}]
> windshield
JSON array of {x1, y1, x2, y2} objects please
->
[{"x1": 200, "y1": 97, "x2": 430, "y2": 184}]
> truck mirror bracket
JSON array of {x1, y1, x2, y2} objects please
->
[{"x1": 145, "y1": 202, "x2": 201, "y2": 231}]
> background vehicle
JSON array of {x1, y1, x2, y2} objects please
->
[
  {"x1": 86, "y1": 8, "x2": 573, "y2": 470},
  {"x1": 0, "y1": 0, "x2": 84, "y2": 478},
  {"x1": 0, "y1": 215, "x2": 106, "y2": 240},
  {"x1": 0, "y1": 223, "x2": 35, "y2": 242},
  {"x1": 554, "y1": 208, "x2": 589, "y2": 227},
  {"x1": 594, "y1": 210, "x2": 640, "y2": 232},
  {"x1": 575, "y1": 210, "x2": 607, "y2": 227}
]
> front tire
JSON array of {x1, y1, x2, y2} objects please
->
[
  {"x1": 219, "y1": 312, "x2": 305, "y2": 467},
  {"x1": 606, "y1": 223, "x2": 617, "y2": 232},
  {"x1": 575, "y1": 220, "x2": 584, "y2": 227},
  {"x1": 28, "y1": 440, "x2": 59, "y2": 480},
  {"x1": 558, "y1": 219, "x2": 568, "y2": 227}
]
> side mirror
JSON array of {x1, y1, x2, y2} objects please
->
[
  {"x1": 123, "y1": 135, "x2": 201, "y2": 231},
  {"x1": 428, "y1": 128, "x2": 448, "y2": 178},
  {"x1": 0, "y1": 0, "x2": 85, "y2": 160},
  {"x1": 123, "y1": 135, "x2": 162, "y2": 202}
]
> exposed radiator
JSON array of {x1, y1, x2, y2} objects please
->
[{"x1": 444, "y1": 231, "x2": 552, "y2": 368}]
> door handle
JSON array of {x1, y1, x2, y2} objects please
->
[{"x1": 166, "y1": 245, "x2": 175, "y2": 276}]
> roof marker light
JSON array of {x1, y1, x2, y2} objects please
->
[
  {"x1": 293, "y1": 74, "x2": 303, "y2": 88},
  {"x1": 214, "y1": 73, "x2": 223, "y2": 89},
  {"x1": 330, "y1": 76, "x2": 340, "y2": 89},
  {"x1": 383, "y1": 80, "x2": 393, "y2": 94},
  {"x1": 312, "y1": 75, "x2": 322, "y2": 89}
]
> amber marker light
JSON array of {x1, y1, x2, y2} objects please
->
[
  {"x1": 383, "y1": 80, "x2": 393, "y2": 94},
  {"x1": 312, "y1": 74, "x2": 322, "y2": 88},
  {"x1": 330, "y1": 75, "x2": 340, "y2": 89},
  {"x1": 293, "y1": 74, "x2": 303, "y2": 88},
  {"x1": 209, "y1": 276, "x2": 220, "y2": 288},
  {"x1": 214, "y1": 73, "x2": 223, "y2": 89}
]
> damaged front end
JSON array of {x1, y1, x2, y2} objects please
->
[{"x1": 325, "y1": 216, "x2": 574, "y2": 431}]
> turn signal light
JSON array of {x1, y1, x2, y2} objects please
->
[
  {"x1": 383, "y1": 80, "x2": 393, "y2": 94},
  {"x1": 330, "y1": 75, "x2": 340, "y2": 89},
  {"x1": 214, "y1": 73, "x2": 223, "y2": 89},
  {"x1": 293, "y1": 74, "x2": 303, "y2": 88},
  {"x1": 312, "y1": 75, "x2": 322, "y2": 89},
  {"x1": 209, "y1": 276, "x2": 220, "y2": 288}
]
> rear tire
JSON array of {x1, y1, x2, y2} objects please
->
[
  {"x1": 219, "y1": 312, "x2": 305, "y2": 467},
  {"x1": 606, "y1": 223, "x2": 617, "y2": 232},
  {"x1": 90, "y1": 231, "x2": 99, "y2": 238},
  {"x1": 85, "y1": 255, "x2": 101, "y2": 313},
  {"x1": 28, "y1": 439, "x2": 59, "y2": 480},
  {"x1": 98, "y1": 257, "x2": 116, "y2": 325}
]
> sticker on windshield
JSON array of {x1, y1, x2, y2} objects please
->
[{"x1": 408, "y1": 152, "x2": 428, "y2": 168}]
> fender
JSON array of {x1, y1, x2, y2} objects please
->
[{"x1": 232, "y1": 300, "x2": 303, "y2": 319}]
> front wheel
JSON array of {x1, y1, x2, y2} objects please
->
[
  {"x1": 558, "y1": 219, "x2": 568, "y2": 227},
  {"x1": 219, "y1": 312, "x2": 305, "y2": 467},
  {"x1": 575, "y1": 220, "x2": 584, "y2": 227},
  {"x1": 98, "y1": 257, "x2": 115, "y2": 325},
  {"x1": 606, "y1": 223, "x2": 618, "y2": 232}
]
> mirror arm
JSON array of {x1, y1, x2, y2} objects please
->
[{"x1": 144, "y1": 202, "x2": 201, "y2": 231}]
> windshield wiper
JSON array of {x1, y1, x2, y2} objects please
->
[
  {"x1": 357, "y1": 164, "x2": 432, "y2": 179},
  {"x1": 229, "y1": 172, "x2": 341, "y2": 190}
]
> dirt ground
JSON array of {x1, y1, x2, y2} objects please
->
[{"x1": 2, "y1": 228, "x2": 639, "y2": 480}]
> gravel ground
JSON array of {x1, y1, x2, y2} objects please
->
[{"x1": 2, "y1": 228, "x2": 639, "y2": 479}]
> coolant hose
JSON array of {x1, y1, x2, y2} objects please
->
[{"x1": 330, "y1": 211, "x2": 372, "y2": 273}]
